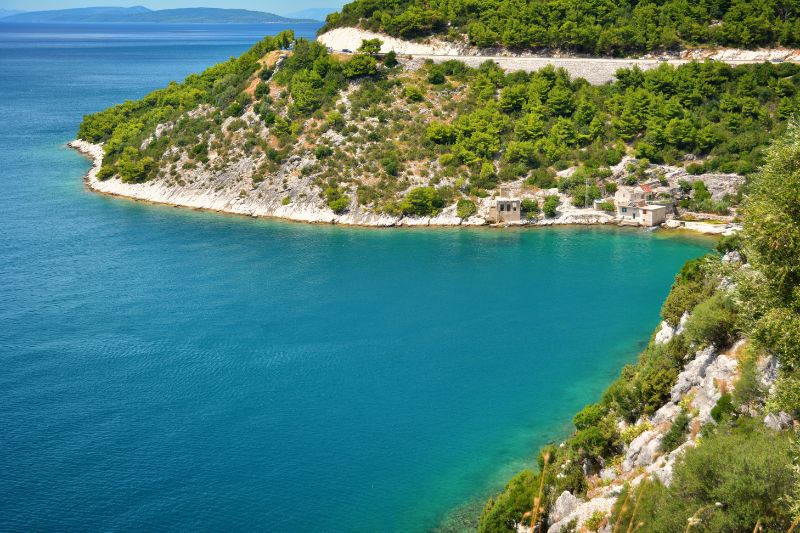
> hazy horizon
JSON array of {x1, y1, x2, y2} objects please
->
[{"x1": 0, "y1": 1, "x2": 344, "y2": 17}]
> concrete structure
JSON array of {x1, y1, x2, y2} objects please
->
[
  {"x1": 489, "y1": 197, "x2": 521, "y2": 222},
  {"x1": 639, "y1": 204, "x2": 667, "y2": 226},
  {"x1": 614, "y1": 185, "x2": 667, "y2": 226}
]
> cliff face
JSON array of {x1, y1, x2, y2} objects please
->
[{"x1": 538, "y1": 339, "x2": 782, "y2": 533}]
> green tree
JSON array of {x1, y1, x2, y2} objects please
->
[
  {"x1": 399, "y1": 186, "x2": 445, "y2": 216},
  {"x1": 343, "y1": 54, "x2": 378, "y2": 78},
  {"x1": 357, "y1": 38, "x2": 382, "y2": 54}
]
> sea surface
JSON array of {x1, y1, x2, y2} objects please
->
[{"x1": 0, "y1": 22, "x2": 712, "y2": 532}]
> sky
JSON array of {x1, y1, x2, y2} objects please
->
[{"x1": 0, "y1": 1, "x2": 345, "y2": 16}]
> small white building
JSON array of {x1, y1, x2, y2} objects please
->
[{"x1": 614, "y1": 185, "x2": 667, "y2": 227}]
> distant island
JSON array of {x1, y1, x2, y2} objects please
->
[{"x1": 1, "y1": 6, "x2": 318, "y2": 24}]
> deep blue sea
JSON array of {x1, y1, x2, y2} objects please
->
[{"x1": 0, "y1": 22, "x2": 712, "y2": 532}]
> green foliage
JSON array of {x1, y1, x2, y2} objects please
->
[
  {"x1": 573, "y1": 403, "x2": 604, "y2": 430},
  {"x1": 357, "y1": 38, "x2": 382, "y2": 55},
  {"x1": 683, "y1": 292, "x2": 738, "y2": 348},
  {"x1": 343, "y1": 54, "x2": 378, "y2": 78},
  {"x1": 314, "y1": 145, "x2": 333, "y2": 159},
  {"x1": 612, "y1": 422, "x2": 795, "y2": 532},
  {"x1": 399, "y1": 186, "x2": 444, "y2": 216},
  {"x1": 456, "y1": 199, "x2": 477, "y2": 219},
  {"x1": 598, "y1": 200, "x2": 615, "y2": 212},
  {"x1": 384, "y1": 50, "x2": 398, "y2": 68},
  {"x1": 404, "y1": 85, "x2": 424, "y2": 102},
  {"x1": 715, "y1": 233, "x2": 742, "y2": 255},
  {"x1": 116, "y1": 146, "x2": 155, "y2": 183},
  {"x1": 584, "y1": 511, "x2": 605, "y2": 532},
  {"x1": 542, "y1": 195, "x2": 559, "y2": 217},
  {"x1": 733, "y1": 352, "x2": 765, "y2": 411},
  {"x1": 571, "y1": 413, "x2": 620, "y2": 459},
  {"x1": 324, "y1": 0, "x2": 800, "y2": 54},
  {"x1": 661, "y1": 410, "x2": 690, "y2": 453},
  {"x1": 325, "y1": 186, "x2": 350, "y2": 213},
  {"x1": 477, "y1": 470, "x2": 537, "y2": 533},
  {"x1": 520, "y1": 198, "x2": 539, "y2": 218},
  {"x1": 710, "y1": 392, "x2": 736, "y2": 423},
  {"x1": 660, "y1": 258, "x2": 714, "y2": 326}
]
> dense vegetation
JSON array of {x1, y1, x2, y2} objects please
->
[
  {"x1": 419, "y1": 59, "x2": 799, "y2": 196},
  {"x1": 323, "y1": 0, "x2": 800, "y2": 55},
  {"x1": 477, "y1": 124, "x2": 800, "y2": 532}
]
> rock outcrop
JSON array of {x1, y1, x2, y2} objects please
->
[{"x1": 530, "y1": 340, "x2": 747, "y2": 533}]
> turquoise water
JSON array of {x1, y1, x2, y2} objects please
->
[{"x1": 0, "y1": 23, "x2": 712, "y2": 532}]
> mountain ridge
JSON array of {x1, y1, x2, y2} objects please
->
[{"x1": 2, "y1": 6, "x2": 317, "y2": 24}]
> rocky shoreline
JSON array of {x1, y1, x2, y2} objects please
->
[{"x1": 68, "y1": 139, "x2": 735, "y2": 235}]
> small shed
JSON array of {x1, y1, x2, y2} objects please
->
[
  {"x1": 639, "y1": 204, "x2": 666, "y2": 226},
  {"x1": 489, "y1": 197, "x2": 521, "y2": 222}
]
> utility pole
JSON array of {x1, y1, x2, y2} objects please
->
[{"x1": 585, "y1": 175, "x2": 589, "y2": 208}]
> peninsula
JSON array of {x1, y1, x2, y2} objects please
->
[{"x1": 72, "y1": 25, "x2": 797, "y2": 233}]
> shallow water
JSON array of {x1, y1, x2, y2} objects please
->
[{"x1": 0, "y1": 22, "x2": 712, "y2": 532}]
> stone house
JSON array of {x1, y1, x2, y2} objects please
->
[
  {"x1": 488, "y1": 197, "x2": 521, "y2": 222},
  {"x1": 615, "y1": 185, "x2": 667, "y2": 226}
]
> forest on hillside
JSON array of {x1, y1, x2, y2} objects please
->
[{"x1": 322, "y1": 0, "x2": 800, "y2": 55}]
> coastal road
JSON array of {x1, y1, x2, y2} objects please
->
[
  {"x1": 319, "y1": 28, "x2": 795, "y2": 84},
  {"x1": 408, "y1": 54, "x2": 787, "y2": 84}
]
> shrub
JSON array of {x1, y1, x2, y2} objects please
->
[
  {"x1": 571, "y1": 414, "x2": 619, "y2": 459},
  {"x1": 661, "y1": 410, "x2": 690, "y2": 452},
  {"x1": 613, "y1": 423, "x2": 794, "y2": 531},
  {"x1": 732, "y1": 353, "x2": 765, "y2": 410},
  {"x1": 427, "y1": 67, "x2": 445, "y2": 84},
  {"x1": 520, "y1": 198, "x2": 539, "y2": 218},
  {"x1": 456, "y1": 199, "x2": 477, "y2": 219},
  {"x1": 404, "y1": 86, "x2": 424, "y2": 102},
  {"x1": 543, "y1": 195, "x2": 560, "y2": 217},
  {"x1": 399, "y1": 186, "x2": 444, "y2": 216},
  {"x1": 683, "y1": 292, "x2": 738, "y2": 348},
  {"x1": 711, "y1": 392, "x2": 736, "y2": 423},
  {"x1": 715, "y1": 233, "x2": 742, "y2": 255},
  {"x1": 314, "y1": 145, "x2": 333, "y2": 158},
  {"x1": 384, "y1": 50, "x2": 398, "y2": 67},
  {"x1": 573, "y1": 403, "x2": 605, "y2": 430},
  {"x1": 324, "y1": 186, "x2": 349, "y2": 213},
  {"x1": 343, "y1": 54, "x2": 378, "y2": 78},
  {"x1": 584, "y1": 511, "x2": 606, "y2": 532},
  {"x1": 478, "y1": 470, "x2": 537, "y2": 533}
]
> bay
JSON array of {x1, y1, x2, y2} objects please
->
[{"x1": 0, "y1": 22, "x2": 711, "y2": 532}]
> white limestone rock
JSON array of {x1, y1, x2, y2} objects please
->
[
  {"x1": 622, "y1": 429, "x2": 663, "y2": 472},
  {"x1": 548, "y1": 491, "x2": 579, "y2": 525},
  {"x1": 654, "y1": 320, "x2": 676, "y2": 345},
  {"x1": 675, "y1": 312, "x2": 690, "y2": 335},
  {"x1": 764, "y1": 412, "x2": 793, "y2": 431}
]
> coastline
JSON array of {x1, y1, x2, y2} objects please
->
[{"x1": 68, "y1": 139, "x2": 736, "y2": 235}]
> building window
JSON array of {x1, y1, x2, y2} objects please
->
[
  {"x1": 499, "y1": 204, "x2": 504, "y2": 211},
  {"x1": 622, "y1": 207, "x2": 627, "y2": 213}
]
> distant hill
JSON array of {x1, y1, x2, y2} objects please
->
[
  {"x1": 0, "y1": 9, "x2": 24, "y2": 19},
  {"x1": 2, "y1": 6, "x2": 316, "y2": 24},
  {"x1": 285, "y1": 7, "x2": 339, "y2": 22}
]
